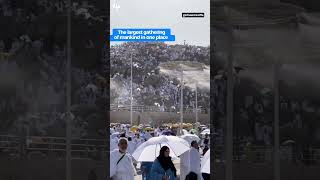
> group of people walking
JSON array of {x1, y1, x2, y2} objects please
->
[{"x1": 110, "y1": 138, "x2": 210, "y2": 180}]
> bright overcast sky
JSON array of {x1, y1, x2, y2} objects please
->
[{"x1": 110, "y1": 0, "x2": 210, "y2": 46}]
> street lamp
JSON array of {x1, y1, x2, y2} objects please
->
[
  {"x1": 195, "y1": 81, "x2": 198, "y2": 124},
  {"x1": 180, "y1": 68, "x2": 184, "y2": 136},
  {"x1": 130, "y1": 52, "x2": 133, "y2": 126},
  {"x1": 160, "y1": 61, "x2": 206, "y2": 135},
  {"x1": 66, "y1": 0, "x2": 72, "y2": 180},
  {"x1": 129, "y1": 49, "x2": 135, "y2": 126}
]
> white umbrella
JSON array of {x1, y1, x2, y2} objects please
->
[
  {"x1": 201, "y1": 129, "x2": 210, "y2": 135},
  {"x1": 132, "y1": 135, "x2": 190, "y2": 162},
  {"x1": 201, "y1": 150, "x2": 210, "y2": 174},
  {"x1": 182, "y1": 129, "x2": 189, "y2": 135},
  {"x1": 86, "y1": 83, "x2": 97, "y2": 92},
  {"x1": 181, "y1": 134, "x2": 201, "y2": 145},
  {"x1": 282, "y1": 140, "x2": 295, "y2": 145}
]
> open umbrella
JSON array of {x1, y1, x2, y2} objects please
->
[
  {"x1": 144, "y1": 127, "x2": 154, "y2": 131},
  {"x1": 130, "y1": 126, "x2": 138, "y2": 132},
  {"x1": 201, "y1": 150, "x2": 210, "y2": 174},
  {"x1": 189, "y1": 129, "x2": 198, "y2": 134},
  {"x1": 132, "y1": 136, "x2": 190, "y2": 162},
  {"x1": 181, "y1": 134, "x2": 201, "y2": 145},
  {"x1": 182, "y1": 129, "x2": 189, "y2": 135},
  {"x1": 86, "y1": 83, "x2": 98, "y2": 92},
  {"x1": 282, "y1": 140, "x2": 295, "y2": 145},
  {"x1": 172, "y1": 123, "x2": 179, "y2": 128},
  {"x1": 201, "y1": 129, "x2": 210, "y2": 135}
]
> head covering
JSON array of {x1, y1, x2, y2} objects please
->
[{"x1": 157, "y1": 146, "x2": 177, "y2": 177}]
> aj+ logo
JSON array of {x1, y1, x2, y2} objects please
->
[{"x1": 112, "y1": 0, "x2": 121, "y2": 12}]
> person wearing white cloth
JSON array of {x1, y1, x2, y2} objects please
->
[
  {"x1": 110, "y1": 138, "x2": 137, "y2": 180},
  {"x1": 144, "y1": 131, "x2": 152, "y2": 140},
  {"x1": 127, "y1": 137, "x2": 135, "y2": 155},
  {"x1": 180, "y1": 141, "x2": 201, "y2": 180},
  {"x1": 133, "y1": 133, "x2": 144, "y2": 148},
  {"x1": 110, "y1": 136, "x2": 118, "y2": 151}
]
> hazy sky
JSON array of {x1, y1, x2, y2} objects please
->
[{"x1": 110, "y1": 0, "x2": 210, "y2": 46}]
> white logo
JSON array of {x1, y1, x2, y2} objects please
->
[{"x1": 112, "y1": 0, "x2": 120, "y2": 12}]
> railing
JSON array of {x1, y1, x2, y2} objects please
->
[
  {"x1": 2, "y1": 135, "x2": 320, "y2": 163},
  {"x1": 213, "y1": 145, "x2": 320, "y2": 164},
  {"x1": 0, "y1": 135, "x2": 20, "y2": 151},
  {"x1": 0, "y1": 135, "x2": 108, "y2": 160},
  {"x1": 110, "y1": 104, "x2": 209, "y2": 114}
]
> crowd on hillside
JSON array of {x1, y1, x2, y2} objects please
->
[
  {"x1": 212, "y1": 34, "x2": 320, "y2": 164},
  {"x1": 110, "y1": 43, "x2": 210, "y2": 111},
  {"x1": 0, "y1": 0, "x2": 107, "y2": 138}
]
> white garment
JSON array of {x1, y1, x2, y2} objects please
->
[
  {"x1": 110, "y1": 149, "x2": 136, "y2": 180},
  {"x1": 127, "y1": 141, "x2": 136, "y2": 155},
  {"x1": 126, "y1": 132, "x2": 134, "y2": 138},
  {"x1": 110, "y1": 138, "x2": 118, "y2": 151},
  {"x1": 180, "y1": 147, "x2": 201, "y2": 180},
  {"x1": 113, "y1": 136, "x2": 120, "y2": 143},
  {"x1": 144, "y1": 132, "x2": 152, "y2": 140},
  {"x1": 134, "y1": 138, "x2": 143, "y2": 149},
  {"x1": 155, "y1": 128, "x2": 161, "y2": 137}
]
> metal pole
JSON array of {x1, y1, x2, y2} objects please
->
[
  {"x1": 66, "y1": 0, "x2": 72, "y2": 180},
  {"x1": 274, "y1": 60, "x2": 280, "y2": 180},
  {"x1": 195, "y1": 82, "x2": 198, "y2": 124},
  {"x1": 130, "y1": 52, "x2": 133, "y2": 125},
  {"x1": 180, "y1": 69, "x2": 184, "y2": 135},
  {"x1": 225, "y1": 6, "x2": 234, "y2": 180}
]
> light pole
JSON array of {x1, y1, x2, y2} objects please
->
[
  {"x1": 159, "y1": 61, "x2": 206, "y2": 135},
  {"x1": 274, "y1": 59, "x2": 280, "y2": 180},
  {"x1": 130, "y1": 51, "x2": 133, "y2": 126},
  {"x1": 66, "y1": 0, "x2": 72, "y2": 180},
  {"x1": 180, "y1": 69, "x2": 184, "y2": 136},
  {"x1": 195, "y1": 82, "x2": 198, "y2": 124},
  {"x1": 225, "y1": 7, "x2": 234, "y2": 180}
]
